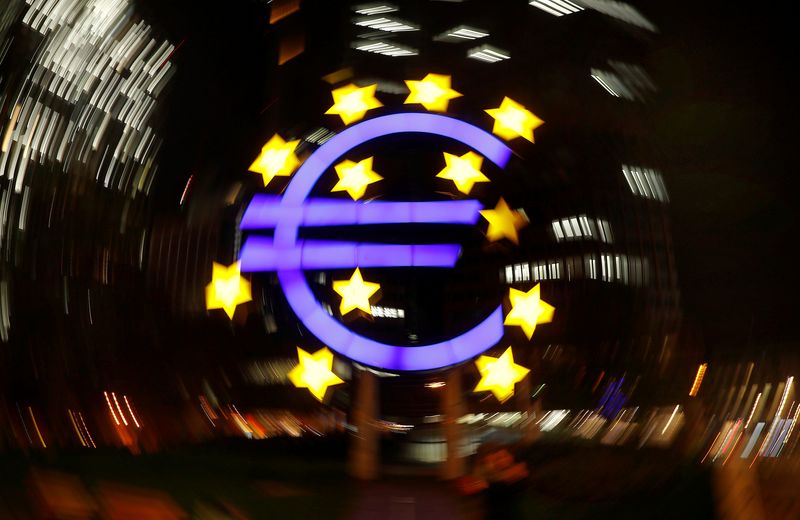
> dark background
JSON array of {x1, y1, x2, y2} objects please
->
[{"x1": 643, "y1": 1, "x2": 797, "y2": 356}]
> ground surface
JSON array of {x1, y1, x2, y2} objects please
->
[{"x1": 0, "y1": 439, "x2": 715, "y2": 519}]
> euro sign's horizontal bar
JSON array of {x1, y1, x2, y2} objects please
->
[
  {"x1": 240, "y1": 197, "x2": 482, "y2": 229},
  {"x1": 239, "y1": 238, "x2": 461, "y2": 271}
]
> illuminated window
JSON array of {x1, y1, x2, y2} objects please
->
[
  {"x1": 600, "y1": 254, "x2": 613, "y2": 281},
  {"x1": 467, "y1": 45, "x2": 510, "y2": 63},
  {"x1": 591, "y1": 70, "x2": 627, "y2": 98},
  {"x1": 622, "y1": 164, "x2": 669, "y2": 202},
  {"x1": 592, "y1": 61, "x2": 656, "y2": 101},
  {"x1": 503, "y1": 263, "x2": 531, "y2": 283},
  {"x1": 552, "y1": 221, "x2": 564, "y2": 240},
  {"x1": 304, "y1": 127, "x2": 336, "y2": 145},
  {"x1": 552, "y1": 215, "x2": 613, "y2": 243},
  {"x1": 598, "y1": 219, "x2": 613, "y2": 243},
  {"x1": 586, "y1": 255, "x2": 597, "y2": 279},
  {"x1": 370, "y1": 305, "x2": 406, "y2": 319},
  {"x1": 353, "y1": 3, "x2": 398, "y2": 15},
  {"x1": 549, "y1": 261, "x2": 561, "y2": 279},
  {"x1": 506, "y1": 255, "x2": 646, "y2": 284},
  {"x1": 529, "y1": 0, "x2": 584, "y2": 17},
  {"x1": 435, "y1": 25, "x2": 489, "y2": 42},
  {"x1": 513, "y1": 263, "x2": 529, "y2": 282},
  {"x1": 354, "y1": 16, "x2": 418, "y2": 32},
  {"x1": 278, "y1": 31, "x2": 304, "y2": 65},
  {"x1": 270, "y1": 0, "x2": 300, "y2": 24},
  {"x1": 353, "y1": 40, "x2": 418, "y2": 57},
  {"x1": 615, "y1": 254, "x2": 627, "y2": 284},
  {"x1": 578, "y1": 0, "x2": 657, "y2": 32}
]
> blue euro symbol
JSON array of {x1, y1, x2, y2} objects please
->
[{"x1": 239, "y1": 113, "x2": 513, "y2": 371}]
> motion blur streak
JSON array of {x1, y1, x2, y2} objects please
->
[{"x1": 0, "y1": 0, "x2": 174, "y2": 342}]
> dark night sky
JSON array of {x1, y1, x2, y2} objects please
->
[
  {"x1": 141, "y1": 0, "x2": 798, "y2": 359},
  {"x1": 642, "y1": 1, "x2": 798, "y2": 356}
]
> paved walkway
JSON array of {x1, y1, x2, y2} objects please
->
[{"x1": 347, "y1": 479, "x2": 482, "y2": 520}]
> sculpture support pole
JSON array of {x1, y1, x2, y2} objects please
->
[
  {"x1": 350, "y1": 370, "x2": 379, "y2": 480},
  {"x1": 441, "y1": 366, "x2": 466, "y2": 479}
]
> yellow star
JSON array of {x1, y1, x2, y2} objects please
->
[
  {"x1": 288, "y1": 347, "x2": 344, "y2": 401},
  {"x1": 248, "y1": 134, "x2": 300, "y2": 187},
  {"x1": 331, "y1": 157, "x2": 383, "y2": 200},
  {"x1": 333, "y1": 268, "x2": 380, "y2": 315},
  {"x1": 474, "y1": 347, "x2": 530, "y2": 403},
  {"x1": 325, "y1": 83, "x2": 383, "y2": 125},
  {"x1": 205, "y1": 261, "x2": 252, "y2": 319},
  {"x1": 504, "y1": 284, "x2": 555, "y2": 339},
  {"x1": 436, "y1": 151, "x2": 489, "y2": 195},
  {"x1": 480, "y1": 198, "x2": 528, "y2": 244},
  {"x1": 404, "y1": 73, "x2": 462, "y2": 112},
  {"x1": 485, "y1": 97, "x2": 544, "y2": 142}
]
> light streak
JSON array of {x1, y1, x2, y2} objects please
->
[
  {"x1": 111, "y1": 392, "x2": 128, "y2": 426},
  {"x1": 661, "y1": 405, "x2": 680, "y2": 435},
  {"x1": 68, "y1": 410, "x2": 87, "y2": 447},
  {"x1": 104, "y1": 391, "x2": 120, "y2": 425},
  {"x1": 28, "y1": 407, "x2": 46, "y2": 448},
  {"x1": 123, "y1": 395, "x2": 141, "y2": 428},
  {"x1": 745, "y1": 392, "x2": 761, "y2": 429},
  {"x1": 689, "y1": 363, "x2": 707, "y2": 396}
]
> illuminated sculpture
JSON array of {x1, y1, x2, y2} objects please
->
[
  {"x1": 205, "y1": 261, "x2": 252, "y2": 319},
  {"x1": 239, "y1": 113, "x2": 512, "y2": 371},
  {"x1": 325, "y1": 83, "x2": 383, "y2": 125},
  {"x1": 485, "y1": 96, "x2": 544, "y2": 142},
  {"x1": 480, "y1": 198, "x2": 528, "y2": 244},
  {"x1": 404, "y1": 73, "x2": 462, "y2": 112},
  {"x1": 436, "y1": 151, "x2": 489, "y2": 195},
  {"x1": 288, "y1": 347, "x2": 344, "y2": 401},
  {"x1": 474, "y1": 347, "x2": 530, "y2": 402},
  {"x1": 332, "y1": 157, "x2": 383, "y2": 200},
  {"x1": 333, "y1": 268, "x2": 381, "y2": 315},
  {"x1": 504, "y1": 284, "x2": 555, "y2": 339},
  {"x1": 248, "y1": 134, "x2": 300, "y2": 187}
]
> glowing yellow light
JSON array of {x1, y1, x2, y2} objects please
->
[
  {"x1": 288, "y1": 346, "x2": 344, "y2": 401},
  {"x1": 689, "y1": 363, "x2": 707, "y2": 397},
  {"x1": 485, "y1": 97, "x2": 544, "y2": 142},
  {"x1": 248, "y1": 134, "x2": 300, "y2": 187},
  {"x1": 123, "y1": 395, "x2": 141, "y2": 428},
  {"x1": 332, "y1": 157, "x2": 383, "y2": 200},
  {"x1": 480, "y1": 198, "x2": 528, "y2": 244},
  {"x1": 333, "y1": 268, "x2": 380, "y2": 315},
  {"x1": 474, "y1": 347, "x2": 530, "y2": 403},
  {"x1": 112, "y1": 392, "x2": 128, "y2": 426},
  {"x1": 504, "y1": 284, "x2": 555, "y2": 339},
  {"x1": 436, "y1": 151, "x2": 489, "y2": 195},
  {"x1": 68, "y1": 410, "x2": 87, "y2": 447},
  {"x1": 404, "y1": 73, "x2": 462, "y2": 112},
  {"x1": 205, "y1": 261, "x2": 252, "y2": 319},
  {"x1": 104, "y1": 391, "x2": 120, "y2": 425},
  {"x1": 325, "y1": 83, "x2": 383, "y2": 125},
  {"x1": 28, "y1": 407, "x2": 47, "y2": 448}
]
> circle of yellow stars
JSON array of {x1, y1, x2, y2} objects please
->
[{"x1": 216, "y1": 73, "x2": 556, "y2": 401}]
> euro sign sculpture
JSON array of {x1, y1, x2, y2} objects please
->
[{"x1": 239, "y1": 113, "x2": 513, "y2": 371}]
